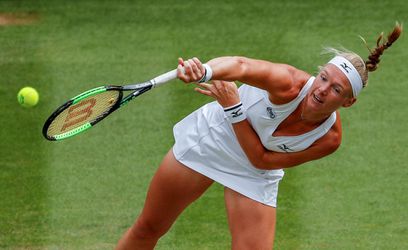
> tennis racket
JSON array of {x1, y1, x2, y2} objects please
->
[{"x1": 42, "y1": 68, "x2": 179, "y2": 141}]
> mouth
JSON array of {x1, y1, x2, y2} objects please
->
[{"x1": 312, "y1": 94, "x2": 323, "y2": 104}]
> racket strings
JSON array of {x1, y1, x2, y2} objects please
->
[{"x1": 46, "y1": 90, "x2": 120, "y2": 137}]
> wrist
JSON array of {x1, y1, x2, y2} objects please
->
[
  {"x1": 224, "y1": 102, "x2": 246, "y2": 123},
  {"x1": 197, "y1": 64, "x2": 213, "y2": 83}
]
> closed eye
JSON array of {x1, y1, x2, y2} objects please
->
[
  {"x1": 333, "y1": 87, "x2": 341, "y2": 93},
  {"x1": 320, "y1": 74, "x2": 328, "y2": 82},
  {"x1": 332, "y1": 84, "x2": 343, "y2": 94}
]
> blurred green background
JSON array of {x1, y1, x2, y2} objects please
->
[{"x1": 0, "y1": 0, "x2": 407, "y2": 249}]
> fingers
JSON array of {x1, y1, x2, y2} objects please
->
[
  {"x1": 194, "y1": 87, "x2": 213, "y2": 97},
  {"x1": 196, "y1": 81, "x2": 234, "y2": 97},
  {"x1": 185, "y1": 58, "x2": 202, "y2": 81},
  {"x1": 195, "y1": 82, "x2": 216, "y2": 98},
  {"x1": 192, "y1": 57, "x2": 205, "y2": 76},
  {"x1": 213, "y1": 80, "x2": 238, "y2": 94},
  {"x1": 177, "y1": 57, "x2": 205, "y2": 83},
  {"x1": 196, "y1": 82, "x2": 218, "y2": 95},
  {"x1": 177, "y1": 58, "x2": 187, "y2": 82},
  {"x1": 212, "y1": 80, "x2": 223, "y2": 91},
  {"x1": 178, "y1": 57, "x2": 184, "y2": 66},
  {"x1": 195, "y1": 81, "x2": 240, "y2": 108},
  {"x1": 189, "y1": 59, "x2": 202, "y2": 79}
]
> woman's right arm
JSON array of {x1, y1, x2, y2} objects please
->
[{"x1": 178, "y1": 56, "x2": 308, "y2": 104}]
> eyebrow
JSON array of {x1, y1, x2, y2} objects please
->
[{"x1": 321, "y1": 69, "x2": 344, "y2": 90}]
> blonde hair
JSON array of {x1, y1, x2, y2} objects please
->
[{"x1": 322, "y1": 22, "x2": 403, "y2": 89}]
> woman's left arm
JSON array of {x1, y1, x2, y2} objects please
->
[
  {"x1": 196, "y1": 80, "x2": 342, "y2": 170},
  {"x1": 231, "y1": 117, "x2": 342, "y2": 170}
]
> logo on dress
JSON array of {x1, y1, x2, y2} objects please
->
[
  {"x1": 278, "y1": 144, "x2": 294, "y2": 152},
  {"x1": 266, "y1": 107, "x2": 276, "y2": 119}
]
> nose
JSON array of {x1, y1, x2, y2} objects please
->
[{"x1": 318, "y1": 84, "x2": 329, "y2": 96}]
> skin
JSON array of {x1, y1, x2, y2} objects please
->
[{"x1": 115, "y1": 56, "x2": 357, "y2": 250}]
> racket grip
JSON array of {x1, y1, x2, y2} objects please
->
[
  {"x1": 151, "y1": 67, "x2": 187, "y2": 87},
  {"x1": 151, "y1": 69, "x2": 178, "y2": 87}
]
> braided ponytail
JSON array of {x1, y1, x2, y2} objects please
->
[
  {"x1": 322, "y1": 23, "x2": 402, "y2": 92},
  {"x1": 364, "y1": 22, "x2": 403, "y2": 72}
]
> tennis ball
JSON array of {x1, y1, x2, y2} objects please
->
[{"x1": 17, "y1": 87, "x2": 39, "y2": 107}]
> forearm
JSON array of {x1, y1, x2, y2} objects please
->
[
  {"x1": 207, "y1": 56, "x2": 247, "y2": 82},
  {"x1": 206, "y1": 56, "x2": 296, "y2": 96},
  {"x1": 231, "y1": 119, "x2": 340, "y2": 170},
  {"x1": 231, "y1": 120, "x2": 283, "y2": 170}
]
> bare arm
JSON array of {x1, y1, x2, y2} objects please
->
[
  {"x1": 178, "y1": 56, "x2": 309, "y2": 104},
  {"x1": 207, "y1": 56, "x2": 293, "y2": 89},
  {"x1": 195, "y1": 80, "x2": 342, "y2": 170},
  {"x1": 230, "y1": 115, "x2": 342, "y2": 169}
]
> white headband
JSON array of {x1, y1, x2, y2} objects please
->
[{"x1": 328, "y1": 56, "x2": 363, "y2": 97}]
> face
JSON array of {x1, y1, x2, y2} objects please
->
[{"x1": 304, "y1": 64, "x2": 356, "y2": 117}]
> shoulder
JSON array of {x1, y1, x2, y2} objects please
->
[
  {"x1": 267, "y1": 65, "x2": 311, "y2": 104},
  {"x1": 235, "y1": 57, "x2": 311, "y2": 104}
]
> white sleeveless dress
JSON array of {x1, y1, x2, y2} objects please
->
[{"x1": 172, "y1": 76, "x2": 336, "y2": 207}]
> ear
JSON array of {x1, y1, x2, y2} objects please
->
[{"x1": 342, "y1": 97, "x2": 357, "y2": 108}]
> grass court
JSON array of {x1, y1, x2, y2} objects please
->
[{"x1": 0, "y1": 0, "x2": 407, "y2": 249}]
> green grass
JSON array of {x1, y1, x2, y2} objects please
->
[{"x1": 0, "y1": 0, "x2": 407, "y2": 249}]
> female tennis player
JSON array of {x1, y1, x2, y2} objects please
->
[{"x1": 115, "y1": 23, "x2": 402, "y2": 249}]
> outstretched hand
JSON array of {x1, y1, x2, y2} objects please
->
[{"x1": 195, "y1": 80, "x2": 241, "y2": 108}]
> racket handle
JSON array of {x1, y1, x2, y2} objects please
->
[
  {"x1": 151, "y1": 69, "x2": 177, "y2": 87},
  {"x1": 151, "y1": 67, "x2": 186, "y2": 88}
]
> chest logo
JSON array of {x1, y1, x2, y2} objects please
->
[
  {"x1": 266, "y1": 107, "x2": 276, "y2": 119},
  {"x1": 278, "y1": 144, "x2": 294, "y2": 152}
]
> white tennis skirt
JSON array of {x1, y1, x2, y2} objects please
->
[{"x1": 172, "y1": 101, "x2": 284, "y2": 207}]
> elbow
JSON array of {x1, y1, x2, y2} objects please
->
[
  {"x1": 249, "y1": 153, "x2": 280, "y2": 170},
  {"x1": 233, "y1": 56, "x2": 250, "y2": 77},
  {"x1": 253, "y1": 163, "x2": 275, "y2": 170},
  {"x1": 249, "y1": 158, "x2": 264, "y2": 170},
  {"x1": 328, "y1": 131, "x2": 342, "y2": 154},
  {"x1": 252, "y1": 161, "x2": 281, "y2": 170},
  {"x1": 331, "y1": 140, "x2": 341, "y2": 153},
  {"x1": 246, "y1": 147, "x2": 270, "y2": 170},
  {"x1": 207, "y1": 56, "x2": 250, "y2": 81}
]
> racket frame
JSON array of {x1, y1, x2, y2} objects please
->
[
  {"x1": 42, "y1": 85, "x2": 125, "y2": 141},
  {"x1": 42, "y1": 68, "x2": 179, "y2": 141}
]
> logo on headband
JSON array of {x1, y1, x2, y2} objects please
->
[
  {"x1": 328, "y1": 56, "x2": 363, "y2": 97},
  {"x1": 340, "y1": 62, "x2": 352, "y2": 73}
]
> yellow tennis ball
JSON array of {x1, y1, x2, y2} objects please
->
[{"x1": 17, "y1": 87, "x2": 39, "y2": 107}]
